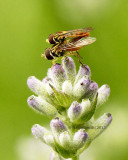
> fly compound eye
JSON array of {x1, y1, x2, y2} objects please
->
[
  {"x1": 48, "y1": 34, "x2": 55, "y2": 44},
  {"x1": 45, "y1": 48, "x2": 54, "y2": 60}
]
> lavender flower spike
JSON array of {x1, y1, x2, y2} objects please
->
[{"x1": 27, "y1": 55, "x2": 112, "y2": 160}]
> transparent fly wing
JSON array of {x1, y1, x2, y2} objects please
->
[
  {"x1": 54, "y1": 27, "x2": 93, "y2": 38},
  {"x1": 75, "y1": 37, "x2": 96, "y2": 47},
  {"x1": 61, "y1": 37, "x2": 96, "y2": 51}
]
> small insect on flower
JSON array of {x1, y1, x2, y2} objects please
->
[
  {"x1": 42, "y1": 36, "x2": 96, "y2": 64},
  {"x1": 42, "y1": 28, "x2": 96, "y2": 64},
  {"x1": 46, "y1": 27, "x2": 93, "y2": 44}
]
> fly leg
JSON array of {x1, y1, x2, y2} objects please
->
[
  {"x1": 64, "y1": 52, "x2": 77, "y2": 57},
  {"x1": 63, "y1": 51, "x2": 83, "y2": 65},
  {"x1": 53, "y1": 43, "x2": 60, "y2": 52},
  {"x1": 52, "y1": 57, "x2": 59, "y2": 65},
  {"x1": 60, "y1": 52, "x2": 76, "y2": 64},
  {"x1": 41, "y1": 53, "x2": 47, "y2": 59},
  {"x1": 76, "y1": 51, "x2": 83, "y2": 65},
  {"x1": 76, "y1": 50, "x2": 83, "y2": 59},
  {"x1": 61, "y1": 56, "x2": 66, "y2": 62}
]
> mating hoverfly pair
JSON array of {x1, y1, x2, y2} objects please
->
[{"x1": 42, "y1": 27, "x2": 96, "y2": 64}]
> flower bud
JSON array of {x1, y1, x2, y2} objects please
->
[
  {"x1": 42, "y1": 77, "x2": 55, "y2": 96},
  {"x1": 31, "y1": 124, "x2": 48, "y2": 142},
  {"x1": 43, "y1": 134, "x2": 55, "y2": 149},
  {"x1": 59, "y1": 131, "x2": 72, "y2": 150},
  {"x1": 75, "y1": 65, "x2": 91, "y2": 84},
  {"x1": 81, "y1": 99, "x2": 91, "y2": 113},
  {"x1": 78, "y1": 96, "x2": 97, "y2": 123},
  {"x1": 62, "y1": 80, "x2": 73, "y2": 96},
  {"x1": 50, "y1": 118, "x2": 67, "y2": 136},
  {"x1": 73, "y1": 77, "x2": 91, "y2": 99},
  {"x1": 48, "y1": 64, "x2": 66, "y2": 90},
  {"x1": 42, "y1": 77, "x2": 51, "y2": 83},
  {"x1": 87, "y1": 113, "x2": 112, "y2": 141},
  {"x1": 86, "y1": 81, "x2": 98, "y2": 100},
  {"x1": 97, "y1": 84, "x2": 110, "y2": 107},
  {"x1": 73, "y1": 129, "x2": 88, "y2": 149},
  {"x1": 68, "y1": 101, "x2": 82, "y2": 123},
  {"x1": 32, "y1": 124, "x2": 55, "y2": 148},
  {"x1": 27, "y1": 76, "x2": 47, "y2": 96},
  {"x1": 27, "y1": 95, "x2": 57, "y2": 117},
  {"x1": 79, "y1": 99, "x2": 91, "y2": 122},
  {"x1": 62, "y1": 57, "x2": 76, "y2": 83}
]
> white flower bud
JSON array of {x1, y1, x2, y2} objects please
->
[
  {"x1": 50, "y1": 118, "x2": 67, "y2": 145},
  {"x1": 42, "y1": 77, "x2": 54, "y2": 95},
  {"x1": 27, "y1": 95, "x2": 57, "y2": 117},
  {"x1": 88, "y1": 113, "x2": 112, "y2": 141},
  {"x1": 75, "y1": 65, "x2": 91, "y2": 84},
  {"x1": 50, "y1": 118, "x2": 67, "y2": 136},
  {"x1": 62, "y1": 57, "x2": 76, "y2": 83},
  {"x1": 97, "y1": 84, "x2": 110, "y2": 107},
  {"x1": 68, "y1": 101, "x2": 82, "y2": 123},
  {"x1": 73, "y1": 77, "x2": 91, "y2": 99},
  {"x1": 79, "y1": 99, "x2": 91, "y2": 121},
  {"x1": 32, "y1": 124, "x2": 55, "y2": 148},
  {"x1": 73, "y1": 129, "x2": 88, "y2": 149},
  {"x1": 62, "y1": 80, "x2": 73, "y2": 96},
  {"x1": 43, "y1": 134, "x2": 55, "y2": 149},
  {"x1": 86, "y1": 81, "x2": 98, "y2": 100},
  {"x1": 81, "y1": 99, "x2": 91, "y2": 113},
  {"x1": 31, "y1": 124, "x2": 48, "y2": 142},
  {"x1": 59, "y1": 131, "x2": 72, "y2": 150},
  {"x1": 74, "y1": 96, "x2": 97, "y2": 124},
  {"x1": 27, "y1": 76, "x2": 47, "y2": 96},
  {"x1": 47, "y1": 64, "x2": 66, "y2": 90}
]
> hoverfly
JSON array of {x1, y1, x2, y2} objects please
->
[
  {"x1": 42, "y1": 36, "x2": 96, "y2": 64},
  {"x1": 46, "y1": 27, "x2": 93, "y2": 44}
]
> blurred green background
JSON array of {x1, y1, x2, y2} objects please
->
[{"x1": 0, "y1": 0, "x2": 128, "y2": 160}]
